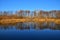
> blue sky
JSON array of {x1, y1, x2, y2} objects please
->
[{"x1": 0, "y1": 0, "x2": 60, "y2": 11}]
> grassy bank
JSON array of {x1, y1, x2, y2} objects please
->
[{"x1": 0, "y1": 18, "x2": 60, "y2": 24}]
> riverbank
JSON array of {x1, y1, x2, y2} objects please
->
[{"x1": 0, "y1": 18, "x2": 60, "y2": 24}]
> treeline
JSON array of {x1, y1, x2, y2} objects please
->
[{"x1": 0, "y1": 10, "x2": 60, "y2": 19}]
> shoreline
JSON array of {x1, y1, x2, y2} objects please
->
[{"x1": 0, "y1": 18, "x2": 60, "y2": 24}]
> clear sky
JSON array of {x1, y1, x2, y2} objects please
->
[{"x1": 0, "y1": 0, "x2": 60, "y2": 11}]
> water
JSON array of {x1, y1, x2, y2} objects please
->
[{"x1": 0, "y1": 22, "x2": 60, "y2": 40}]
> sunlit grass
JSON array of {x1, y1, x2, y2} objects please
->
[{"x1": 0, "y1": 18, "x2": 60, "y2": 24}]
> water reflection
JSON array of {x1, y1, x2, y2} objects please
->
[{"x1": 0, "y1": 22, "x2": 60, "y2": 30}]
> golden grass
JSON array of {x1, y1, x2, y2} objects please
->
[{"x1": 0, "y1": 18, "x2": 60, "y2": 24}]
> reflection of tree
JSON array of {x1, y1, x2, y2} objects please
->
[
  {"x1": 0, "y1": 22, "x2": 60, "y2": 30},
  {"x1": 0, "y1": 24, "x2": 16, "y2": 29},
  {"x1": 24, "y1": 26, "x2": 30, "y2": 29},
  {"x1": 36, "y1": 22, "x2": 47, "y2": 29},
  {"x1": 33, "y1": 22, "x2": 40, "y2": 29},
  {"x1": 2, "y1": 25, "x2": 9, "y2": 29},
  {"x1": 17, "y1": 26, "x2": 24, "y2": 30},
  {"x1": 54, "y1": 24, "x2": 60, "y2": 30}
]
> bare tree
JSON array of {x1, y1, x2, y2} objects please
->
[
  {"x1": 25, "y1": 10, "x2": 30, "y2": 18},
  {"x1": 17, "y1": 10, "x2": 24, "y2": 18}
]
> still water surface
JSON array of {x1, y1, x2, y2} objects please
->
[{"x1": 0, "y1": 22, "x2": 60, "y2": 40}]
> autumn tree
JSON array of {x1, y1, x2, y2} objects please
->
[
  {"x1": 17, "y1": 10, "x2": 24, "y2": 18},
  {"x1": 25, "y1": 10, "x2": 30, "y2": 18}
]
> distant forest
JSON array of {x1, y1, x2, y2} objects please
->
[{"x1": 0, "y1": 10, "x2": 60, "y2": 19}]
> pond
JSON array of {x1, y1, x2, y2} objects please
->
[{"x1": 0, "y1": 22, "x2": 60, "y2": 40}]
